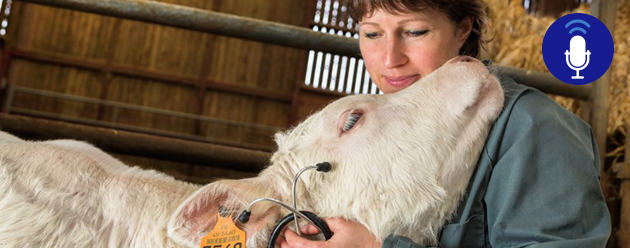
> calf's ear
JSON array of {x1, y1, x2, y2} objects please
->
[
  {"x1": 167, "y1": 178, "x2": 278, "y2": 247},
  {"x1": 437, "y1": 74, "x2": 498, "y2": 119}
]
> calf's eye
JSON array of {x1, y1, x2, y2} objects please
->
[{"x1": 343, "y1": 112, "x2": 363, "y2": 131}]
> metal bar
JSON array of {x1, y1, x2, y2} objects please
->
[
  {"x1": 10, "y1": 48, "x2": 293, "y2": 102},
  {"x1": 16, "y1": 0, "x2": 362, "y2": 58},
  {"x1": 12, "y1": 86, "x2": 280, "y2": 131},
  {"x1": 0, "y1": 114, "x2": 269, "y2": 172},
  {"x1": 492, "y1": 65, "x2": 591, "y2": 100}
]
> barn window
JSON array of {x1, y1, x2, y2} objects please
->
[
  {"x1": 304, "y1": 0, "x2": 381, "y2": 95},
  {"x1": 0, "y1": 0, "x2": 11, "y2": 36}
]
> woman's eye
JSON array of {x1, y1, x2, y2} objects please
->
[
  {"x1": 406, "y1": 30, "x2": 429, "y2": 37},
  {"x1": 364, "y1": 32, "x2": 379, "y2": 39}
]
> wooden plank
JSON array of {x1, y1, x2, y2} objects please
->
[
  {"x1": 294, "y1": 88, "x2": 340, "y2": 124},
  {"x1": 7, "y1": 0, "x2": 316, "y2": 152},
  {"x1": 10, "y1": 49, "x2": 293, "y2": 102},
  {"x1": 15, "y1": 4, "x2": 116, "y2": 61},
  {"x1": 104, "y1": 75, "x2": 199, "y2": 136},
  {"x1": 200, "y1": 90, "x2": 286, "y2": 149},
  {"x1": 8, "y1": 60, "x2": 104, "y2": 120}
]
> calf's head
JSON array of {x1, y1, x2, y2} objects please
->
[{"x1": 167, "y1": 56, "x2": 504, "y2": 247}]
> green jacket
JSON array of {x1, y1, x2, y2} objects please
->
[{"x1": 383, "y1": 72, "x2": 611, "y2": 247}]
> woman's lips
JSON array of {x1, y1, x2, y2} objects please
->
[{"x1": 384, "y1": 75, "x2": 421, "y2": 87}]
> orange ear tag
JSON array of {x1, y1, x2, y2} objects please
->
[{"x1": 200, "y1": 212, "x2": 247, "y2": 248}]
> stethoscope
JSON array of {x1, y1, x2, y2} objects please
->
[{"x1": 238, "y1": 162, "x2": 334, "y2": 248}]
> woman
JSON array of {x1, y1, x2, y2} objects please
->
[{"x1": 279, "y1": 0, "x2": 611, "y2": 247}]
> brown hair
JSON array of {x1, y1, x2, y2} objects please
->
[{"x1": 347, "y1": 0, "x2": 488, "y2": 58}]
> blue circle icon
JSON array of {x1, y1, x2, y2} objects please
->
[{"x1": 542, "y1": 13, "x2": 614, "y2": 85}]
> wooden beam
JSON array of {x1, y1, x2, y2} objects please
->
[
  {"x1": 590, "y1": 0, "x2": 617, "y2": 195},
  {"x1": 0, "y1": 114, "x2": 270, "y2": 172},
  {"x1": 620, "y1": 124, "x2": 630, "y2": 247},
  {"x1": 590, "y1": 1, "x2": 618, "y2": 247}
]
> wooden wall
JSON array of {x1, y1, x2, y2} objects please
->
[{"x1": 3, "y1": 0, "x2": 313, "y2": 155}]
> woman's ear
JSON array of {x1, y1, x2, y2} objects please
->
[{"x1": 457, "y1": 16, "x2": 474, "y2": 45}]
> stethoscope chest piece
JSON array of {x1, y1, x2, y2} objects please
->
[
  {"x1": 238, "y1": 162, "x2": 334, "y2": 247},
  {"x1": 267, "y1": 211, "x2": 333, "y2": 248}
]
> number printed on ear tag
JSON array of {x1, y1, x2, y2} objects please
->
[{"x1": 200, "y1": 213, "x2": 246, "y2": 248}]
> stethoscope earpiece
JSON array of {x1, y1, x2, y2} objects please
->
[
  {"x1": 316, "y1": 162, "x2": 332, "y2": 172},
  {"x1": 238, "y1": 210, "x2": 251, "y2": 224}
]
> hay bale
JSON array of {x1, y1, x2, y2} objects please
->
[
  {"x1": 483, "y1": 0, "x2": 589, "y2": 114},
  {"x1": 483, "y1": 0, "x2": 630, "y2": 159},
  {"x1": 610, "y1": 0, "x2": 630, "y2": 136}
]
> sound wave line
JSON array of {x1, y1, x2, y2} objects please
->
[
  {"x1": 565, "y1": 19, "x2": 590, "y2": 28},
  {"x1": 569, "y1": 27, "x2": 587, "y2": 34}
]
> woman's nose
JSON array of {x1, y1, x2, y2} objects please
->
[{"x1": 383, "y1": 38, "x2": 408, "y2": 69}]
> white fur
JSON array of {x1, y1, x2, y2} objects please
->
[
  {"x1": 0, "y1": 130, "x2": 23, "y2": 144},
  {"x1": 0, "y1": 57, "x2": 503, "y2": 247}
]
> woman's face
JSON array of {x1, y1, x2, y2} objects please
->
[{"x1": 359, "y1": 8, "x2": 471, "y2": 93}]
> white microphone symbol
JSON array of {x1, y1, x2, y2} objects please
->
[{"x1": 564, "y1": 35, "x2": 591, "y2": 79}]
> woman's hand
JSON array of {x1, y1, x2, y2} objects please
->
[{"x1": 277, "y1": 217, "x2": 382, "y2": 248}]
